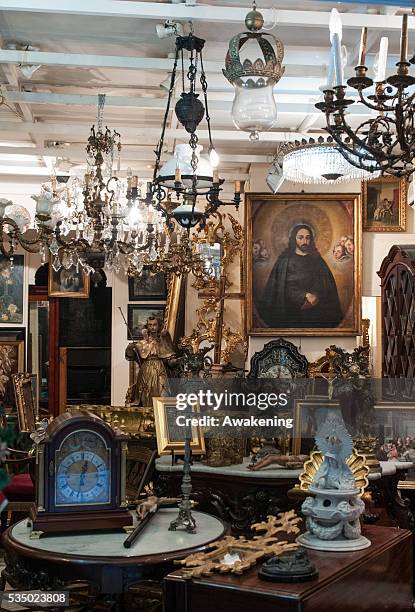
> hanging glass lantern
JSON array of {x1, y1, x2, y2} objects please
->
[{"x1": 223, "y1": 2, "x2": 285, "y2": 141}]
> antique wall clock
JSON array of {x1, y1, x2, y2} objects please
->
[{"x1": 29, "y1": 410, "x2": 133, "y2": 537}]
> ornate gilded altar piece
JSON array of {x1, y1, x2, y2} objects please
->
[
  {"x1": 308, "y1": 342, "x2": 379, "y2": 473},
  {"x1": 181, "y1": 212, "x2": 247, "y2": 370},
  {"x1": 175, "y1": 510, "x2": 300, "y2": 578},
  {"x1": 69, "y1": 405, "x2": 155, "y2": 439},
  {"x1": 297, "y1": 412, "x2": 370, "y2": 552}
]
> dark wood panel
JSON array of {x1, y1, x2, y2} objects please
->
[{"x1": 165, "y1": 526, "x2": 413, "y2": 612}]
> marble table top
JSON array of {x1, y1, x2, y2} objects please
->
[
  {"x1": 156, "y1": 457, "x2": 413, "y2": 482},
  {"x1": 10, "y1": 509, "x2": 225, "y2": 560},
  {"x1": 156, "y1": 456, "x2": 303, "y2": 479}
]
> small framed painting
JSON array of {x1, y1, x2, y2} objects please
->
[
  {"x1": 0, "y1": 339, "x2": 25, "y2": 410},
  {"x1": 48, "y1": 264, "x2": 90, "y2": 298},
  {"x1": 0, "y1": 255, "x2": 24, "y2": 324},
  {"x1": 127, "y1": 304, "x2": 166, "y2": 340},
  {"x1": 292, "y1": 398, "x2": 342, "y2": 455},
  {"x1": 128, "y1": 269, "x2": 167, "y2": 301},
  {"x1": 12, "y1": 372, "x2": 38, "y2": 432},
  {"x1": 153, "y1": 396, "x2": 205, "y2": 455},
  {"x1": 362, "y1": 176, "x2": 406, "y2": 232}
]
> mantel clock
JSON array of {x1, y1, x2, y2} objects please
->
[{"x1": 29, "y1": 410, "x2": 133, "y2": 537}]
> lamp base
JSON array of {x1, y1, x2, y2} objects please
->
[{"x1": 258, "y1": 548, "x2": 318, "y2": 583}]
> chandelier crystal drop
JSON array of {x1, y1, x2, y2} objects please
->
[{"x1": 281, "y1": 138, "x2": 380, "y2": 184}]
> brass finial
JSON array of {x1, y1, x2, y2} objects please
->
[{"x1": 245, "y1": 2, "x2": 264, "y2": 32}]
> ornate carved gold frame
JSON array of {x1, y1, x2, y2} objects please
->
[
  {"x1": 180, "y1": 212, "x2": 247, "y2": 365},
  {"x1": 12, "y1": 372, "x2": 38, "y2": 432},
  {"x1": 362, "y1": 175, "x2": 406, "y2": 232}
]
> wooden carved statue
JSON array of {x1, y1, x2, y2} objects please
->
[{"x1": 125, "y1": 316, "x2": 178, "y2": 407}]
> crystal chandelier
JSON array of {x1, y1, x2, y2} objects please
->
[
  {"x1": 33, "y1": 95, "x2": 167, "y2": 276},
  {"x1": 280, "y1": 137, "x2": 380, "y2": 184},
  {"x1": 223, "y1": 2, "x2": 285, "y2": 141},
  {"x1": 143, "y1": 29, "x2": 241, "y2": 230},
  {"x1": 316, "y1": 11, "x2": 415, "y2": 177}
]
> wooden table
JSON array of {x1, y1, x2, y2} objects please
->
[
  {"x1": 165, "y1": 525, "x2": 413, "y2": 612},
  {"x1": 156, "y1": 456, "x2": 414, "y2": 534},
  {"x1": 1, "y1": 509, "x2": 226, "y2": 610}
]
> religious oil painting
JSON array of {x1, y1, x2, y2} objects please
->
[
  {"x1": 246, "y1": 193, "x2": 362, "y2": 336},
  {"x1": 0, "y1": 339, "x2": 24, "y2": 411},
  {"x1": 0, "y1": 255, "x2": 24, "y2": 324},
  {"x1": 49, "y1": 264, "x2": 90, "y2": 298},
  {"x1": 362, "y1": 176, "x2": 406, "y2": 232},
  {"x1": 127, "y1": 304, "x2": 166, "y2": 340},
  {"x1": 128, "y1": 269, "x2": 167, "y2": 301}
]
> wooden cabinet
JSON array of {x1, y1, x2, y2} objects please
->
[
  {"x1": 165, "y1": 526, "x2": 413, "y2": 612},
  {"x1": 378, "y1": 245, "x2": 415, "y2": 378}
]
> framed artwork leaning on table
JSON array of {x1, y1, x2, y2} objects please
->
[{"x1": 153, "y1": 396, "x2": 205, "y2": 456}]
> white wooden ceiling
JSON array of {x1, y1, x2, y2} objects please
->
[{"x1": 0, "y1": 0, "x2": 413, "y2": 190}]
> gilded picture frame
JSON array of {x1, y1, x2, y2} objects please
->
[
  {"x1": 245, "y1": 193, "x2": 362, "y2": 336},
  {"x1": 362, "y1": 176, "x2": 406, "y2": 232},
  {"x1": 12, "y1": 372, "x2": 38, "y2": 432},
  {"x1": 48, "y1": 264, "x2": 90, "y2": 298},
  {"x1": 0, "y1": 339, "x2": 25, "y2": 411},
  {"x1": 153, "y1": 396, "x2": 205, "y2": 455}
]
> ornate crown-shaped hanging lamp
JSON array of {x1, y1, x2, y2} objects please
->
[{"x1": 223, "y1": 2, "x2": 285, "y2": 141}]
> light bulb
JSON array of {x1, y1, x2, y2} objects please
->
[
  {"x1": 128, "y1": 205, "x2": 141, "y2": 227},
  {"x1": 231, "y1": 83, "x2": 277, "y2": 137},
  {"x1": 329, "y1": 8, "x2": 342, "y2": 43},
  {"x1": 374, "y1": 37, "x2": 389, "y2": 83},
  {"x1": 209, "y1": 147, "x2": 220, "y2": 168}
]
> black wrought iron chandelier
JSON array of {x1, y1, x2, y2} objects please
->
[
  {"x1": 316, "y1": 13, "x2": 415, "y2": 177},
  {"x1": 138, "y1": 29, "x2": 241, "y2": 230}
]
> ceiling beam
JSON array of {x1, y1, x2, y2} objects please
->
[
  {"x1": 0, "y1": 145, "x2": 269, "y2": 163},
  {"x1": 0, "y1": 1, "x2": 411, "y2": 30},
  {"x1": 0, "y1": 50, "x2": 330, "y2": 78},
  {"x1": 3, "y1": 91, "x2": 370, "y2": 116},
  {"x1": 0, "y1": 122, "x2": 325, "y2": 142}
]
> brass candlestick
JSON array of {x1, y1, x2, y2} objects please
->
[{"x1": 169, "y1": 436, "x2": 196, "y2": 534}]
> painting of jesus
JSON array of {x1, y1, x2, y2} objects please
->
[{"x1": 246, "y1": 193, "x2": 361, "y2": 336}]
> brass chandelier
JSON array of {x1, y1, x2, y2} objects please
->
[
  {"x1": 317, "y1": 12, "x2": 415, "y2": 177},
  {"x1": 138, "y1": 28, "x2": 242, "y2": 231}
]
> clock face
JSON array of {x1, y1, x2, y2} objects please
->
[{"x1": 55, "y1": 429, "x2": 111, "y2": 507}]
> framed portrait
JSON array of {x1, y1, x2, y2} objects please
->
[
  {"x1": 246, "y1": 193, "x2": 362, "y2": 336},
  {"x1": 0, "y1": 328, "x2": 25, "y2": 342},
  {"x1": 292, "y1": 398, "x2": 341, "y2": 455},
  {"x1": 362, "y1": 176, "x2": 406, "y2": 232},
  {"x1": 0, "y1": 254, "x2": 24, "y2": 324},
  {"x1": 153, "y1": 396, "x2": 205, "y2": 455},
  {"x1": 128, "y1": 269, "x2": 167, "y2": 301},
  {"x1": 12, "y1": 372, "x2": 38, "y2": 432},
  {"x1": 127, "y1": 304, "x2": 166, "y2": 340},
  {"x1": 48, "y1": 264, "x2": 90, "y2": 298},
  {"x1": 0, "y1": 339, "x2": 25, "y2": 410}
]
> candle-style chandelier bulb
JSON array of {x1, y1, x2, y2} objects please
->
[{"x1": 317, "y1": 12, "x2": 415, "y2": 177}]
